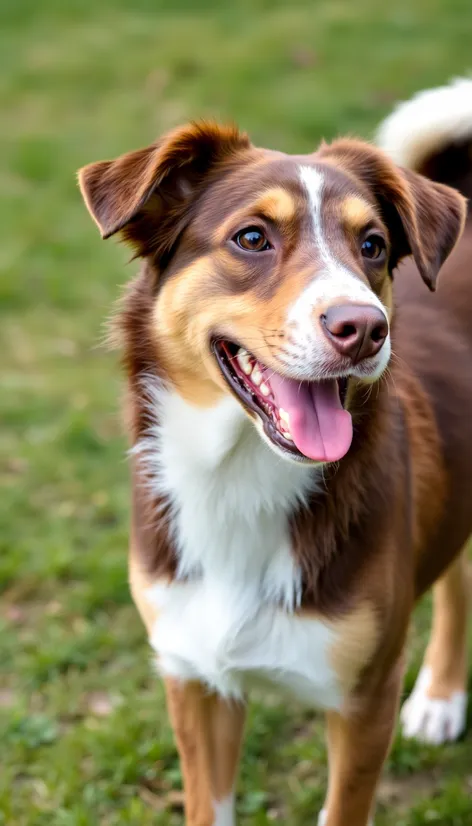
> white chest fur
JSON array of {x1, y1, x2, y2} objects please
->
[{"x1": 138, "y1": 386, "x2": 343, "y2": 709}]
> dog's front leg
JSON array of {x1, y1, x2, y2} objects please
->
[
  {"x1": 165, "y1": 678, "x2": 246, "y2": 826},
  {"x1": 319, "y1": 662, "x2": 403, "y2": 826}
]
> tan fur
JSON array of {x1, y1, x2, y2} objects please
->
[
  {"x1": 378, "y1": 277, "x2": 393, "y2": 319},
  {"x1": 252, "y1": 187, "x2": 297, "y2": 223},
  {"x1": 341, "y1": 195, "x2": 376, "y2": 230},
  {"x1": 211, "y1": 185, "x2": 299, "y2": 246},
  {"x1": 151, "y1": 255, "x2": 324, "y2": 409},
  {"x1": 128, "y1": 553, "x2": 159, "y2": 636},
  {"x1": 424, "y1": 551, "x2": 470, "y2": 697},
  {"x1": 165, "y1": 679, "x2": 245, "y2": 826},
  {"x1": 329, "y1": 602, "x2": 379, "y2": 697}
]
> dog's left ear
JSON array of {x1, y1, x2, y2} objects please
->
[{"x1": 319, "y1": 140, "x2": 466, "y2": 290}]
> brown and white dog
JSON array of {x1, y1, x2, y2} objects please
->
[{"x1": 78, "y1": 78, "x2": 472, "y2": 826}]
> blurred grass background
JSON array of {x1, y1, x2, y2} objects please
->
[{"x1": 1, "y1": 1, "x2": 472, "y2": 824}]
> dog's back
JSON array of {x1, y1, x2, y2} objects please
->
[{"x1": 379, "y1": 80, "x2": 472, "y2": 591}]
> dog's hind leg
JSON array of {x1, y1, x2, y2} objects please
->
[
  {"x1": 165, "y1": 679, "x2": 245, "y2": 826},
  {"x1": 401, "y1": 548, "x2": 470, "y2": 744}
]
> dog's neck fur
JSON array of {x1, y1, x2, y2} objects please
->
[{"x1": 134, "y1": 380, "x2": 318, "y2": 611}]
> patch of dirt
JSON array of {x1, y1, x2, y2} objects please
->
[{"x1": 378, "y1": 770, "x2": 441, "y2": 811}]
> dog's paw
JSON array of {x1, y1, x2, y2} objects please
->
[
  {"x1": 318, "y1": 810, "x2": 373, "y2": 825},
  {"x1": 401, "y1": 666, "x2": 467, "y2": 745}
]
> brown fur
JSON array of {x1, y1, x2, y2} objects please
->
[{"x1": 78, "y1": 120, "x2": 470, "y2": 826}]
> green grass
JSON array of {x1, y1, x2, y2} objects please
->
[{"x1": 1, "y1": 0, "x2": 472, "y2": 823}]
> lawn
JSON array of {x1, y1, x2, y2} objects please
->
[{"x1": 1, "y1": 1, "x2": 472, "y2": 824}]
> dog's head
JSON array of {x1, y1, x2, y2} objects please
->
[{"x1": 79, "y1": 122, "x2": 465, "y2": 465}]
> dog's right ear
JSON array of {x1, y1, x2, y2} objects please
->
[
  {"x1": 318, "y1": 139, "x2": 466, "y2": 291},
  {"x1": 78, "y1": 121, "x2": 251, "y2": 260}
]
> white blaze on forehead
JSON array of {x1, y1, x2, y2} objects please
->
[{"x1": 289, "y1": 165, "x2": 387, "y2": 325}]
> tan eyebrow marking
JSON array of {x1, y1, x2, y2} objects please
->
[
  {"x1": 341, "y1": 196, "x2": 375, "y2": 231},
  {"x1": 213, "y1": 187, "x2": 297, "y2": 245},
  {"x1": 252, "y1": 187, "x2": 296, "y2": 222}
]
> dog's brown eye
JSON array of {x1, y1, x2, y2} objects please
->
[
  {"x1": 361, "y1": 235, "x2": 386, "y2": 260},
  {"x1": 234, "y1": 227, "x2": 270, "y2": 252}
]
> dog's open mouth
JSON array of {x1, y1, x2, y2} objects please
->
[{"x1": 214, "y1": 340, "x2": 353, "y2": 463}]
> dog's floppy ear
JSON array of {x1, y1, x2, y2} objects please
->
[
  {"x1": 318, "y1": 139, "x2": 466, "y2": 290},
  {"x1": 78, "y1": 121, "x2": 251, "y2": 260}
]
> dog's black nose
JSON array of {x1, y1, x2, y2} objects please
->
[{"x1": 321, "y1": 304, "x2": 388, "y2": 363}]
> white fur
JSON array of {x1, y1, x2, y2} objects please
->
[
  {"x1": 318, "y1": 808, "x2": 373, "y2": 825},
  {"x1": 213, "y1": 794, "x2": 235, "y2": 826},
  {"x1": 137, "y1": 384, "x2": 313, "y2": 596},
  {"x1": 282, "y1": 166, "x2": 391, "y2": 382},
  {"x1": 400, "y1": 666, "x2": 467, "y2": 745},
  {"x1": 377, "y1": 77, "x2": 472, "y2": 170},
  {"x1": 149, "y1": 575, "x2": 342, "y2": 703},
  {"x1": 138, "y1": 383, "x2": 344, "y2": 708}
]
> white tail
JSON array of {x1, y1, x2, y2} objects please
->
[{"x1": 376, "y1": 77, "x2": 472, "y2": 171}]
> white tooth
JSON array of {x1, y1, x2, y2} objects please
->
[
  {"x1": 237, "y1": 350, "x2": 253, "y2": 375},
  {"x1": 284, "y1": 432, "x2": 293, "y2": 441},
  {"x1": 251, "y1": 365, "x2": 262, "y2": 386},
  {"x1": 279, "y1": 408, "x2": 290, "y2": 424},
  {"x1": 260, "y1": 382, "x2": 270, "y2": 396}
]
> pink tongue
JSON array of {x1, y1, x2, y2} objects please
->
[{"x1": 268, "y1": 374, "x2": 353, "y2": 462}]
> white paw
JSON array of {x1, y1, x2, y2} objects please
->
[
  {"x1": 401, "y1": 666, "x2": 467, "y2": 745},
  {"x1": 213, "y1": 794, "x2": 235, "y2": 826},
  {"x1": 318, "y1": 809, "x2": 373, "y2": 825}
]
